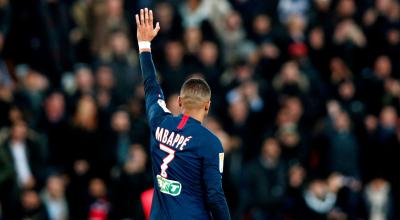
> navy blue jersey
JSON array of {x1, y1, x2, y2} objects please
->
[{"x1": 139, "y1": 52, "x2": 230, "y2": 220}]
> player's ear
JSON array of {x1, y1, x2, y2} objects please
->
[
  {"x1": 178, "y1": 96, "x2": 182, "y2": 108},
  {"x1": 205, "y1": 100, "x2": 211, "y2": 112}
]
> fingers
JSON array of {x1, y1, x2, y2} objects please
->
[
  {"x1": 154, "y1": 22, "x2": 160, "y2": 34},
  {"x1": 140, "y1": 9, "x2": 145, "y2": 25},
  {"x1": 136, "y1": 8, "x2": 157, "y2": 29},
  {"x1": 149, "y1": 9, "x2": 153, "y2": 26},
  {"x1": 144, "y1": 8, "x2": 149, "y2": 25},
  {"x1": 135, "y1": 14, "x2": 140, "y2": 27}
]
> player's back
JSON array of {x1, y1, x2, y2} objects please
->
[{"x1": 149, "y1": 114, "x2": 223, "y2": 220}]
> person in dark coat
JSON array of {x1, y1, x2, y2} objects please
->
[
  {"x1": 238, "y1": 137, "x2": 287, "y2": 220},
  {"x1": 0, "y1": 120, "x2": 46, "y2": 219}
]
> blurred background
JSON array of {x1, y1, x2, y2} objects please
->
[{"x1": 1, "y1": 0, "x2": 400, "y2": 219}]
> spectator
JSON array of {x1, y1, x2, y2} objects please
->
[
  {"x1": 112, "y1": 144, "x2": 151, "y2": 219},
  {"x1": 89, "y1": 0, "x2": 131, "y2": 58},
  {"x1": 361, "y1": 106, "x2": 400, "y2": 209},
  {"x1": 70, "y1": 0, "x2": 92, "y2": 62},
  {"x1": 271, "y1": 96, "x2": 309, "y2": 166},
  {"x1": 178, "y1": 0, "x2": 232, "y2": 28},
  {"x1": 285, "y1": 164, "x2": 307, "y2": 219},
  {"x1": 307, "y1": 26, "x2": 330, "y2": 81},
  {"x1": 226, "y1": 92, "x2": 262, "y2": 160},
  {"x1": 324, "y1": 110, "x2": 360, "y2": 178},
  {"x1": 215, "y1": 11, "x2": 254, "y2": 65},
  {"x1": 329, "y1": 57, "x2": 353, "y2": 87},
  {"x1": 361, "y1": 55, "x2": 393, "y2": 114},
  {"x1": 0, "y1": 120, "x2": 46, "y2": 190},
  {"x1": 20, "y1": 189, "x2": 48, "y2": 220},
  {"x1": 41, "y1": 174, "x2": 69, "y2": 220},
  {"x1": 102, "y1": 30, "x2": 140, "y2": 104},
  {"x1": 332, "y1": 18, "x2": 366, "y2": 68},
  {"x1": 95, "y1": 64, "x2": 116, "y2": 113},
  {"x1": 37, "y1": 91, "x2": 69, "y2": 171},
  {"x1": 276, "y1": 123, "x2": 305, "y2": 166},
  {"x1": 295, "y1": 179, "x2": 340, "y2": 220},
  {"x1": 277, "y1": 0, "x2": 311, "y2": 24},
  {"x1": 70, "y1": 64, "x2": 95, "y2": 106},
  {"x1": 107, "y1": 109, "x2": 132, "y2": 169},
  {"x1": 160, "y1": 40, "x2": 187, "y2": 95},
  {"x1": 87, "y1": 178, "x2": 110, "y2": 220},
  {"x1": 40, "y1": 0, "x2": 74, "y2": 82},
  {"x1": 335, "y1": 0, "x2": 357, "y2": 20},
  {"x1": 154, "y1": 1, "x2": 183, "y2": 43},
  {"x1": 336, "y1": 81, "x2": 365, "y2": 123},
  {"x1": 284, "y1": 14, "x2": 308, "y2": 59},
  {"x1": 14, "y1": 68, "x2": 49, "y2": 126},
  {"x1": 197, "y1": 41, "x2": 221, "y2": 90},
  {"x1": 95, "y1": 65, "x2": 115, "y2": 95},
  {"x1": 67, "y1": 95, "x2": 100, "y2": 177},
  {"x1": 184, "y1": 28, "x2": 206, "y2": 66},
  {"x1": 179, "y1": 0, "x2": 209, "y2": 28},
  {"x1": 238, "y1": 137, "x2": 287, "y2": 220},
  {"x1": 312, "y1": 0, "x2": 332, "y2": 27},
  {"x1": 273, "y1": 61, "x2": 310, "y2": 96},
  {"x1": 0, "y1": 121, "x2": 47, "y2": 220},
  {"x1": 364, "y1": 178, "x2": 395, "y2": 220},
  {"x1": 250, "y1": 14, "x2": 273, "y2": 44}
]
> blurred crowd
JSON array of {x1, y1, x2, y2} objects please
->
[{"x1": 1, "y1": 0, "x2": 400, "y2": 219}]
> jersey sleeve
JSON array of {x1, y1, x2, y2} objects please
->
[
  {"x1": 201, "y1": 137, "x2": 231, "y2": 220},
  {"x1": 139, "y1": 52, "x2": 171, "y2": 130}
]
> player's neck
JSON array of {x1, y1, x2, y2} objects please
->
[{"x1": 181, "y1": 110, "x2": 204, "y2": 124}]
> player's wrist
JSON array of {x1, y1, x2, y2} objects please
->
[{"x1": 138, "y1": 41, "x2": 151, "y2": 53}]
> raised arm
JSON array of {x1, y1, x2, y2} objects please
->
[{"x1": 136, "y1": 8, "x2": 171, "y2": 130}]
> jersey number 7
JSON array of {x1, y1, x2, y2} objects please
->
[{"x1": 160, "y1": 144, "x2": 175, "y2": 178}]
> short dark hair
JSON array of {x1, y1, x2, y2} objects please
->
[{"x1": 180, "y1": 78, "x2": 211, "y2": 109}]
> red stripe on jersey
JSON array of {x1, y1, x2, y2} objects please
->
[{"x1": 177, "y1": 115, "x2": 189, "y2": 130}]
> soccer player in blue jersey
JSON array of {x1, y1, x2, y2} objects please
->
[{"x1": 135, "y1": 8, "x2": 231, "y2": 220}]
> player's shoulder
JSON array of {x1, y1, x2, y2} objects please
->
[
  {"x1": 196, "y1": 125, "x2": 224, "y2": 153},
  {"x1": 203, "y1": 126, "x2": 221, "y2": 143}
]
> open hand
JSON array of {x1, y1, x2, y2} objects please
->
[{"x1": 135, "y1": 8, "x2": 160, "y2": 43}]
